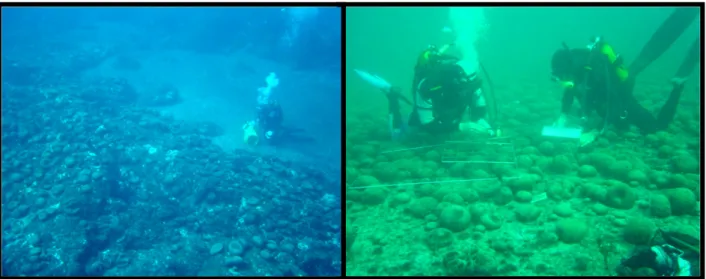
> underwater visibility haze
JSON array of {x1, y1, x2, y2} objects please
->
[
  {"x1": 1, "y1": 6, "x2": 342, "y2": 276},
  {"x1": 345, "y1": 6, "x2": 701, "y2": 276}
]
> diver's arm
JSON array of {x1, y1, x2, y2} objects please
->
[
  {"x1": 468, "y1": 87, "x2": 493, "y2": 131},
  {"x1": 554, "y1": 89, "x2": 574, "y2": 127},
  {"x1": 560, "y1": 89, "x2": 574, "y2": 115}
]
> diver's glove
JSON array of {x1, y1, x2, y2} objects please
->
[
  {"x1": 579, "y1": 129, "x2": 598, "y2": 147},
  {"x1": 460, "y1": 119, "x2": 494, "y2": 136},
  {"x1": 553, "y1": 113, "x2": 568, "y2": 128}
]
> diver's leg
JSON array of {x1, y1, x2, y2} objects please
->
[
  {"x1": 624, "y1": 102, "x2": 656, "y2": 133},
  {"x1": 629, "y1": 7, "x2": 699, "y2": 77},
  {"x1": 386, "y1": 92, "x2": 406, "y2": 139},
  {"x1": 625, "y1": 81, "x2": 683, "y2": 134}
]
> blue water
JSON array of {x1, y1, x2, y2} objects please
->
[{"x1": 1, "y1": 6, "x2": 341, "y2": 276}]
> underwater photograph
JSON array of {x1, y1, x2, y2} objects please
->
[
  {"x1": 1, "y1": 6, "x2": 342, "y2": 276},
  {"x1": 345, "y1": 6, "x2": 701, "y2": 276}
]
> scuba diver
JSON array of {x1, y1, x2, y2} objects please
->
[
  {"x1": 549, "y1": 7, "x2": 700, "y2": 147},
  {"x1": 257, "y1": 98, "x2": 284, "y2": 140},
  {"x1": 617, "y1": 243, "x2": 698, "y2": 276},
  {"x1": 253, "y1": 99, "x2": 313, "y2": 146},
  {"x1": 381, "y1": 44, "x2": 499, "y2": 140}
]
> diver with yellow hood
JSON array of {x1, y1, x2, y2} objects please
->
[{"x1": 549, "y1": 7, "x2": 699, "y2": 147}]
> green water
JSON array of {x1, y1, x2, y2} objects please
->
[{"x1": 345, "y1": 6, "x2": 701, "y2": 276}]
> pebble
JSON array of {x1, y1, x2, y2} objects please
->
[{"x1": 210, "y1": 243, "x2": 224, "y2": 255}]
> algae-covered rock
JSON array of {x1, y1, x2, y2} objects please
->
[
  {"x1": 389, "y1": 192, "x2": 412, "y2": 207},
  {"x1": 439, "y1": 204, "x2": 472, "y2": 232},
  {"x1": 443, "y1": 193, "x2": 465, "y2": 205},
  {"x1": 354, "y1": 175, "x2": 380, "y2": 187},
  {"x1": 515, "y1": 204, "x2": 541, "y2": 223},
  {"x1": 509, "y1": 175, "x2": 535, "y2": 193},
  {"x1": 626, "y1": 169, "x2": 648, "y2": 185},
  {"x1": 669, "y1": 173, "x2": 689, "y2": 188},
  {"x1": 517, "y1": 155, "x2": 534, "y2": 169},
  {"x1": 449, "y1": 163, "x2": 466, "y2": 177},
  {"x1": 672, "y1": 154, "x2": 699, "y2": 173},
  {"x1": 346, "y1": 218, "x2": 355, "y2": 250},
  {"x1": 539, "y1": 141, "x2": 555, "y2": 156},
  {"x1": 556, "y1": 218, "x2": 588, "y2": 243},
  {"x1": 361, "y1": 188, "x2": 388, "y2": 205},
  {"x1": 550, "y1": 155, "x2": 573, "y2": 174},
  {"x1": 480, "y1": 212, "x2": 504, "y2": 230},
  {"x1": 457, "y1": 188, "x2": 479, "y2": 204},
  {"x1": 515, "y1": 191, "x2": 532, "y2": 203},
  {"x1": 547, "y1": 180, "x2": 574, "y2": 201},
  {"x1": 415, "y1": 183, "x2": 437, "y2": 197},
  {"x1": 608, "y1": 160, "x2": 633, "y2": 179},
  {"x1": 664, "y1": 188, "x2": 696, "y2": 215},
  {"x1": 603, "y1": 183, "x2": 636, "y2": 210},
  {"x1": 591, "y1": 203, "x2": 610, "y2": 215},
  {"x1": 650, "y1": 170, "x2": 671, "y2": 189},
  {"x1": 407, "y1": 197, "x2": 439, "y2": 218},
  {"x1": 426, "y1": 228, "x2": 455, "y2": 251},
  {"x1": 346, "y1": 167, "x2": 360, "y2": 183},
  {"x1": 350, "y1": 144, "x2": 377, "y2": 159},
  {"x1": 649, "y1": 194, "x2": 671, "y2": 218},
  {"x1": 425, "y1": 150, "x2": 441, "y2": 161},
  {"x1": 658, "y1": 145, "x2": 675, "y2": 158},
  {"x1": 467, "y1": 203, "x2": 487, "y2": 222},
  {"x1": 553, "y1": 202, "x2": 575, "y2": 218},
  {"x1": 581, "y1": 183, "x2": 607, "y2": 202},
  {"x1": 588, "y1": 153, "x2": 616, "y2": 173},
  {"x1": 468, "y1": 169, "x2": 491, "y2": 179},
  {"x1": 495, "y1": 187, "x2": 513, "y2": 206},
  {"x1": 623, "y1": 217, "x2": 656, "y2": 245},
  {"x1": 577, "y1": 165, "x2": 598, "y2": 178},
  {"x1": 372, "y1": 162, "x2": 400, "y2": 182}
]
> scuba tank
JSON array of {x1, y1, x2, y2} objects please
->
[{"x1": 413, "y1": 44, "x2": 501, "y2": 135}]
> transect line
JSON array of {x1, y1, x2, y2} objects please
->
[
  {"x1": 380, "y1": 144, "x2": 446, "y2": 154},
  {"x1": 381, "y1": 137, "x2": 515, "y2": 154},
  {"x1": 441, "y1": 160, "x2": 517, "y2": 164},
  {"x1": 349, "y1": 176, "x2": 520, "y2": 189}
]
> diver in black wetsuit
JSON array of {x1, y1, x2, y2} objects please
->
[
  {"x1": 549, "y1": 7, "x2": 700, "y2": 147},
  {"x1": 384, "y1": 44, "x2": 498, "y2": 139},
  {"x1": 617, "y1": 243, "x2": 699, "y2": 276},
  {"x1": 256, "y1": 99, "x2": 313, "y2": 145}
]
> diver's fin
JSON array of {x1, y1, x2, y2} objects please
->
[
  {"x1": 675, "y1": 39, "x2": 700, "y2": 79},
  {"x1": 354, "y1": 69, "x2": 391, "y2": 92},
  {"x1": 629, "y1": 7, "x2": 699, "y2": 77}
]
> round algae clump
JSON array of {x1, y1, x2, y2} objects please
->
[
  {"x1": 407, "y1": 197, "x2": 439, "y2": 218},
  {"x1": 439, "y1": 205, "x2": 472, "y2": 232},
  {"x1": 577, "y1": 165, "x2": 598, "y2": 178},
  {"x1": 556, "y1": 218, "x2": 588, "y2": 243},
  {"x1": 515, "y1": 191, "x2": 532, "y2": 203},
  {"x1": 649, "y1": 194, "x2": 671, "y2": 218},
  {"x1": 623, "y1": 217, "x2": 656, "y2": 245}
]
